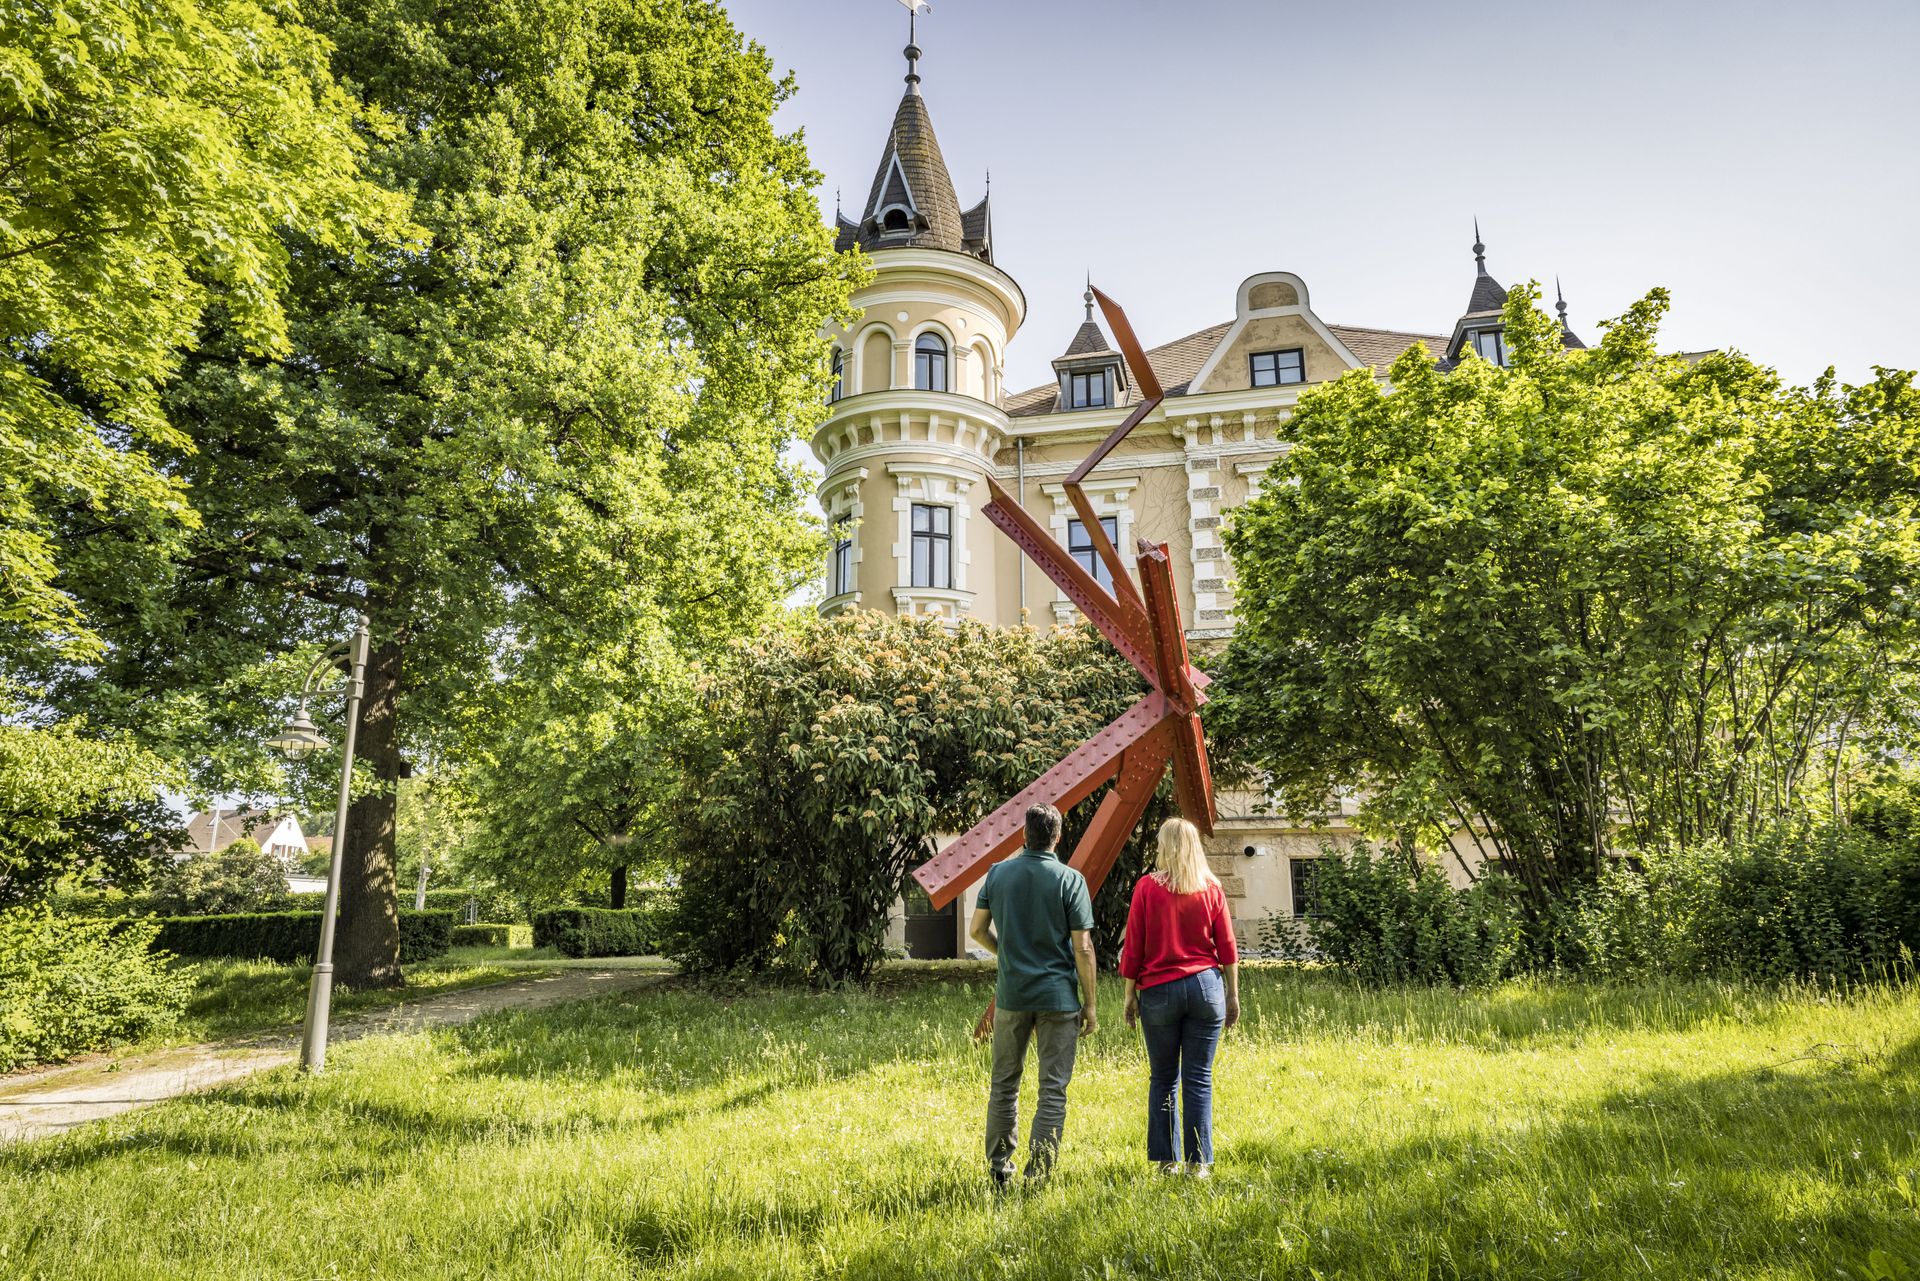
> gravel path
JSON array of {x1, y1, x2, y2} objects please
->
[{"x1": 0, "y1": 967, "x2": 661, "y2": 1145}]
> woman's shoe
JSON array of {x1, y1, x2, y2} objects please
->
[
  {"x1": 1187, "y1": 1163, "x2": 1212, "y2": 1180},
  {"x1": 1156, "y1": 1161, "x2": 1183, "y2": 1176}
]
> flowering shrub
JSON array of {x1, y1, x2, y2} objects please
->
[{"x1": 671, "y1": 614, "x2": 1158, "y2": 983}]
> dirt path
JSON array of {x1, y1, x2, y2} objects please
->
[{"x1": 0, "y1": 967, "x2": 662, "y2": 1145}]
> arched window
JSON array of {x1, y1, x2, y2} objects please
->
[
  {"x1": 828, "y1": 347, "x2": 844, "y2": 403},
  {"x1": 914, "y1": 333, "x2": 948, "y2": 392},
  {"x1": 883, "y1": 208, "x2": 910, "y2": 233}
]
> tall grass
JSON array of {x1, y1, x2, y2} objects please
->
[{"x1": 2, "y1": 966, "x2": 1915, "y2": 1279}]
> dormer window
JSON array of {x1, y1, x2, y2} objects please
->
[
  {"x1": 1470, "y1": 329, "x2": 1507, "y2": 366},
  {"x1": 1250, "y1": 348, "x2": 1304, "y2": 388},
  {"x1": 882, "y1": 208, "x2": 910, "y2": 234},
  {"x1": 914, "y1": 333, "x2": 948, "y2": 392},
  {"x1": 1069, "y1": 369, "x2": 1109, "y2": 409}
]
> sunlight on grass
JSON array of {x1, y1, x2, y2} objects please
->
[
  {"x1": 165, "y1": 956, "x2": 533, "y2": 1045},
  {"x1": 3, "y1": 967, "x2": 1915, "y2": 1279}
]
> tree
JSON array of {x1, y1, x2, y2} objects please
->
[
  {"x1": 1215, "y1": 285, "x2": 1920, "y2": 906},
  {"x1": 0, "y1": 0, "x2": 395, "y2": 661},
  {"x1": 0, "y1": 0, "x2": 392, "y2": 904},
  {"x1": 51, "y1": 0, "x2": 856, "y2": 985},
  {"x1": 151, "y1": 837, "x2": 294, "y2": 914},
  {"x1": 0, "y1": 715, "x2": 179, "y2": 906},
  {"x1": 461, "y1": 640, "x2": 696, "y2": 910},
  {"x1": 672, "y1": 613, "x2": 1159, "y2": 984}
]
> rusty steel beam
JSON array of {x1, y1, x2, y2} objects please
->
[
  {"x1": 1134, "y1": 539, "x2": 1203, "y2": 716},
  {"x1": 1067, "y1": 721, "x2": 1175, "y2": 894},
  {"x1": 1063, "y1": 480, "x2": 1144, "y2": 612},
  {"x1": 913, "y1": 692, "x2": 1172, "y2": 909},
  {"x1": 1092, "y1": 286, "x2": 1163, "y2": 403},
  {"x1": 981, "y1": 477, "x2": 1155, "y2": 686}
]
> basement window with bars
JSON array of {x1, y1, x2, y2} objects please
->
[
  {"x1": 1289, "y1": 857, "x2": 1323, "y2": 919},
  {"x1": 1250, "y1": 348, "x2": 1305, "y2": 388},
  {"x1": 910, "y1": 503, "x2": 952, "y2": 589},
  {"x1": 1067, "y1": 515, "x2": 1118, "y2": 590}
]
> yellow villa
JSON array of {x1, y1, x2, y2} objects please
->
[{"x1": 813, "y1": 39, "x2": 1585, "y2": 958}]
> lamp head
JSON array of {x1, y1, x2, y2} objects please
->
[{"x1": 268, "y1": 710, "x2": 327, "y2": 761}]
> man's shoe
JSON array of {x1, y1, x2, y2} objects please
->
[
  {"x1": 990, "y1": 1166, "x2": 1013, "y2": 1191},
  {"x1": 1187, "y1": 1163, "x2": 1212, "y2": 1180},
  {"x1": 1156, "y1": 1161, "x2": 1183, "y2": 1176}
]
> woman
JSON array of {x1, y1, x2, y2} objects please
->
[{"x1": 1119, "y1": 817, "x2": 1241, "y2": 1177}]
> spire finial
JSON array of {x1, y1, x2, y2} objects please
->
[
  {"x1": 1555, "y1": 276, "x2": 1569, "y2": 326},
  {"x1": 1084, "y1": 273, "x2": 1094, "y2": 321},
  {"x1": 899, "y1": 0, "x2": 930, "y2": 93},
  {"x1": 1473, "y1": 218, "x2": 1487, "y2": 275}
]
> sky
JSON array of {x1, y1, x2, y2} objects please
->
[{"x1": 723, "y1": 0, "x2": 1920, "y2": 394}]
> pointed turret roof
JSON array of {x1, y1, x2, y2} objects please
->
[
  {"x1": 1557, "y1": 278, "x2": 1588, "y2": 350},
  {"x1": 1060, "y1": 281, "x2": 1115, "y2": 357},
  {"x1": 833, "y1": 40, "x2": 990, "y2": 260},
  {"x1": 1462, "y1": 219, "x2": 1508, "y2": 318}
]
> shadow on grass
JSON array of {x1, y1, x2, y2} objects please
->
[{"x1": 831, "y1": 1027, "x2": 1920, "y2": 1280}]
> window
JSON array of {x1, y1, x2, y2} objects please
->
[
  {"x1": 1471, "y1": 329, "x2": 1507, "y2": 366},
  {"x1": 1289, "y1": 857, "x2": 1323, "y2": 919},
  {"x1": 882, "y1": 208, "x2": 910, "y2": 233},
  {"x1": 1249, "y1": 348, "x2": 1305, "y2": 388},
  {"x1": 910, "y1": 503, "x2": 951, "y2": 588},
  {"x1": 830, "y1": 519, "x2": 853, "y2": 596},
  {"x1": 828, "y1": 348, "x2": 844, "y2": 403},
  {"x1": 1067, "y1": 515, "x2": 1119, "y2": 590},
  {"x1": 914, "y1": 333, "x2": 948, "y2": 392},
  {"x1": 1069, "y1": 369, "x2": 1109, "y2": 409}
]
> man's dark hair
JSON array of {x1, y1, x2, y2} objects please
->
[{"x1": 1024, "y1": 803, "x2": 1062, "y2": 851}]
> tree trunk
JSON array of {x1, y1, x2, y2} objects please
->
[
  {"x1": 610, "y1": 864, "x2": 628, "y2": 910},
  {"x1": 337, "y1": 637, "x2": 405, "y2": 989}
]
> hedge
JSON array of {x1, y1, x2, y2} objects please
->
[
  {"x1": 136, "y1": 910, "x2": 456, "y2": 965},
  {"x1": 450, "y1": 922, "x2": 532, "y2": 948},
  {"x1": 532, "y1": 904, "x2": 664, "y2": 958},
  {"x1": 1, "y1": 908, "x2": 191, "y2": 1072}
]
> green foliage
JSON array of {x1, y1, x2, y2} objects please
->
[
  {"x1": 672, "y1": 614, "x2": 1155, "y2": 984},
  {"x1": 0, "y1": 907, "x2": 190, "y2": 1071},
  {"x1": 144, "y1": 909, "x2": 454, "y2": 964},
  {"x1": 1560, "y1": 828, "x2": 1920, "y2": 984},
  {"x1": 1266, "y1": 846, "x2": 1527, "y2": 987},
  {"x1": 1293, "y1": 826, "x2": 1920, "y2": 987},
  {"x1": 39, "y1": 0, "x2": 857, "y2": 987},
  {"x1": 0, "y1": 715, "x2": 179, "y2": 905},
  {"x1": 150, "y1": 839, "x2": 293, "y2": 915},
  {"x1": 0, "y1": 0, "x2": 398, "y2": 660},
  {"x1": 532, "y1": 904, "x2": 666, "y2": 958},
  {"x1": 448, "y1": 923, "x2": 531, "y2": 949},
  {"x1": 1217, "y1": 285, "x2": 1920, "y2": 902}
]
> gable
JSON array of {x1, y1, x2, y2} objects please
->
[{"x1": 1191, "y1": 314, "x2": 1352, "y2": 394}]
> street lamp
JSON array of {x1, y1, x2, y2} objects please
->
[{"x1": 270, "y1": 614, "x2": 371, "y2": 1073}]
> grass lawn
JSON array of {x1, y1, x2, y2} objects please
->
[
  {"x1": 161, "y1": 954, "x2": 536, "y2": 1046},
  {"x1": 2, "y1": 965, "x2": 1915, "y2": 1280}
]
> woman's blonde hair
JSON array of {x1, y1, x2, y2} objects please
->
[{"x1": 1153, "y1": 817, "x2": 1218, "y2": 895}]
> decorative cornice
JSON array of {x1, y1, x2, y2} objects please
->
[{"x1": 859, "y1": 247, "x2": 1026, "y2": 328}]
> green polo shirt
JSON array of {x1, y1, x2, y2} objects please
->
[{"x1": 976, "y1": 848, "x2": 1095, "y2": 1012}]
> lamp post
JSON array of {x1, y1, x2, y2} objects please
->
[{"x1": 267, "y1": 613, "x2": 371, "y2": 1073}]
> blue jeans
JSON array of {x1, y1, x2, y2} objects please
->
[{"x1": 1138, "y1": 968, "x2": 1226, "y2": 1164}]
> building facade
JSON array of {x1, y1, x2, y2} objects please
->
[{"x1": 815, "y1": 43, "x2": 1582, "y2": 957}]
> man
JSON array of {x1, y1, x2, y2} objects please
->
[{"x1": 970, "y1": 802, "x2": 1099, "y2": 1186}]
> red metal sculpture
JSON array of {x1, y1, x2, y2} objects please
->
[{"x1": 909, "y1": 289, "x2": 1217, "y2": 1032}]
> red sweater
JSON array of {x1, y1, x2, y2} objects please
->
[{"x1": 1117, "y1": 873, "x2": 1239, "y2": 989}]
